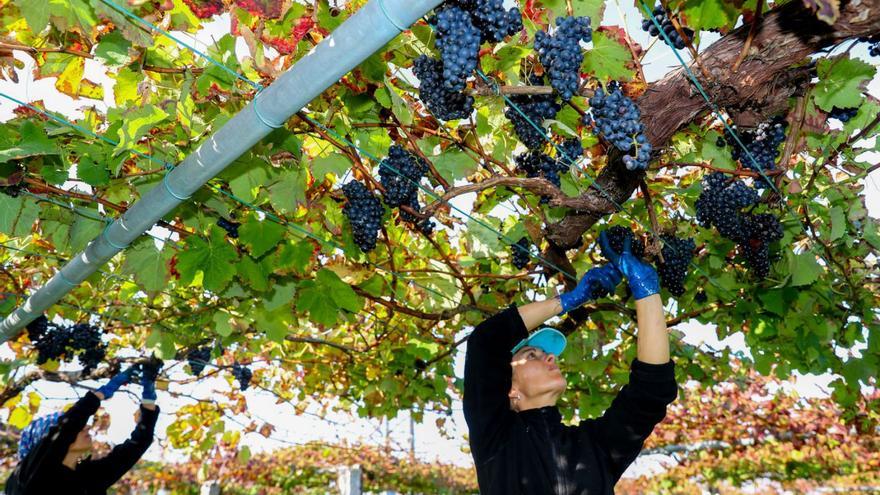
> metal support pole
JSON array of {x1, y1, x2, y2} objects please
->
[{"x1": 0, "y1": 0, "x2": 443, "y2": 342}]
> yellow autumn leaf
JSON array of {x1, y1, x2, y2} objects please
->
[
  {"x1": 78, "y1": 78, "x2": 105, "y2": 100},
  {"x1": 27, "y1": 391, "x2": 41, "y2": 410},
  {"x1": 55, "y1": 56, "x2": 84, "y2": 98},
  {"x1": 8, "y1": 406, "x2": 32, "y2": 429}
]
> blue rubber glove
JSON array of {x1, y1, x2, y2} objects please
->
[
  {"x1": 141, "y1": 360, "x2": 161, "y2": 403},
  {"x1": 96, "y1": 367, "x2": 134, "y2": 399},
  {"x1": 599, "y1": 230, "x2": 660, "y2": 300},
  {"x1": 559, "y1": 263, "x2": 623, "y2": 314}
]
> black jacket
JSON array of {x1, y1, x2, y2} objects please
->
[
  {"x1": 463, "y1": 306, "x2": 678, "y2": 494},
  {"x1": 5, "y1": 392, "x2": 159, "y2": 495}
]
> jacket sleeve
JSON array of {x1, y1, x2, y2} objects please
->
[
  {"x1": 14, "y1": 392, "x2": 101, "y2": 488},
  {"x1": 581, "y1": 359, "x2": 678, "y2": 481},
  {"x1": 463, "y1": 305, "x2": 529, "y2": 464},
  {"x1": 78, "y1": 404, "x2": 159, "y2": 490}
]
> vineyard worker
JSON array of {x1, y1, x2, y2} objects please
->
[
  {"x1": 464, "y1": 232, "x2": 678, "y2": 494},
  {"x1": 5, "y1": 366, "x2": 160, "y2": 495}
]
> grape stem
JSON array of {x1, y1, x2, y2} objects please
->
[
  {"x1": 730, "y1": 0, "x2": 763, "y2": 73},
  {"x1": 421, "y1": 176, "x2": 609, "y2": 216},
  {"x1": 638, "y1": 179, "x2": 664, "y2": 262}
]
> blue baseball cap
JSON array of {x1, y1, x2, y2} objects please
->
[
  {"x1": 511, "y1": 327, "x2": 567, "y2": 357},
  {"x1": 18, "y1": 412, "x2": 63, "y2": 460}
]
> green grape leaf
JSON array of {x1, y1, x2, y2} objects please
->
[
  {"x1": 432, "y1": 149, "x2": 478, "y2": 183},
  {"x1": 0, "y1": 121, "x2": 59, "y2": 163},
  {"x1": 680, "y1": 0, "x2": 740, "y2": 31},
  {"x1": 94, "y1": 31, "x2": 132, "y2": 67},
  {"x1": 121, "y1": 238, "x2": 171, "y2": 293},
  {"x1": 176, "y1": 227, "x2": 239, "y2": 292},
  {"x1": 268, "y1": 168, "x2": 308, "y2": 214},
  {"x1": 92, "y1": 0, "x2": 155, "y2": 46},
  {"x1": 311, "y1": 154, "x2": 350, "y2": 179},
  {"x1": 813, "y1": 56, "x2": 876, "y2": 111},
  {"x1": 115, "y1": 104, "x2": 170, "y2": 155},
  {"x1": 212, "y1": 310, "x2": 235, "y2": 338},
  {"x1": 0, "y1": 195, "x2": 39, "y2": 237},
  {"x1": 263, "y1": 279, "x2": 297, "y2": 312},
  {"x1": 274, "y1": 240, "x2": 314, "y2": 274},
  {"x1": 236, "y1": 255, "x2": 271, "y2": 292},
  {"x1": 76, "y1": 155, "x2": 110, "y2": 186},
  {"x1": 317, "y1": 269, "x2": 363, "y2": 313},
  {"x1": 14, "y1": 0, "x2": 49, "y2": 32},
  {"x1": 68, "y1": 212, "x2": 104, "y2": 252},
  {"x1": 581, "y1": 31, "x2": 634, "y2": 82},
  {"x1": 239, "y1": 215, "x2": 286, "y2": 258},
  {"x1": 788, "y1": 251, "x2": 822, "y2": 287},
  {"x1": 295, "y1": 280, "x2": 339, "y2": 326}
]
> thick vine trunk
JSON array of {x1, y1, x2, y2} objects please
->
[{"x1": 545, "y1": 0, "x2": 880, "y2": 250}]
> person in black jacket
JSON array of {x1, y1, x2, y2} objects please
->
[
  {"x1": 464, "y1": 232, "x2": 678, "y2": 494},
  {"x1": 5, "y1": 364, "x2": 160, "y2": 495}
]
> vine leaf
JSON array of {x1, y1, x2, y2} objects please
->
[
  {"x1": 177, "y1": 227, "x2": 239, "y2": 292},
  {"x1": 802, "y1": 0, "x2": 840, "y2": 24}
]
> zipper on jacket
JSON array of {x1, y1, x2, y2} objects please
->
[{"x1": 541, "y1": 409, "x2": 565, "y2": 495}]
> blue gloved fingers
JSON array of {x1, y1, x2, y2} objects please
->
[
  {"x1": 598, "y1": 231, "x2": 620, "y2": 265},
  {"x1": 142, "y1": 380, "x2": 157, "y2": 402},
  {"x1": 596, "y1": 270, "x2": 619, "y2": 293},
  {"x1": 621, "y1": 235, "x2": 632, "y2": 256},
  {"x1": 96, "y1": 367, "x2": 135, "y2": 399}
]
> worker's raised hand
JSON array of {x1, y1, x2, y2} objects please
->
[
  {"x1": 559, "y1": 263, "x2": 622, "y2": 314},
  {"x1": 140, "y1": 358, "x2": 163, "y2": 403},
  {"x1": 599, "y1": 230, "x2": 659, "y2": 300},
  {"x1": 96, "y1": 366, "x2": 135, "y2": 400}
]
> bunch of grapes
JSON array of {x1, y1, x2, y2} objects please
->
[
  {"x1": 217, "y1": 218, "x2": 240, "y2": 238},
  {"x1": 860, "y1": 35, "x2": 880, "y2": 57},
  {"x1": 695, "y1": 173, "x2": 783, "y2": 277},
  {"x1": 413, "y1": 55, "x2": 474, "y2": 121},
  {"x1": 399, "y1": 197, "x2": 436, "y2": 235},
  {"x1": 0, "y1": 183, "x2": 22, "y2": 197},
  {"x1": 556, "y1": 138, "x2": 584, "y2": 166},
  {"x1": 723, "y1": 116, "x2": 787, "y2": 173},
  {"x1": 27, "y1": 318, "x2": 107, "y2": 374},
  {"x1": 695, "y1": 172, "x2": 758, "y2": 241},
  {"x1": 379, "y1": 146, "x2": 429, "y2": 208},
  {"x1": 232, "y1": 362, "x2": 253, "y2": 391},
  {"x1": 447, "y1": 0, "x2": 522, "y2": 43},
  {"x1": 641, "y1": 5, "x2": 694, "y2": 50},
  {"x1": 656, "y1": 235, "x2": 695, "y2": 296},
  {"x1": 599, "y1": 226, "x2": 646, "y2": 261},
  {"x1": 535, "y1": 16, "x2": 592, "y2": 101},
  {"x1": 71, "y1": 324, "x2": 106, "y2": 374},
  {"x1": 740, "y1": 213, "x2": 784, "y2": 277},
  {"x1": 583, "y1": 83, "x2": 652, "y2": 171},
  {"x1": 434, "y1": 7, "x2": 481, "y2": 91},
  {"x1": 131, "y1": 357, "x2": 164, "y2": 383},
  {"x1": 342, "y1": 180, "x2": 385, "y2": 252},
  {"x1": 233, "y1": 0, "x2": 283, "y2": 18},
  {"x1": 182, "y1": 0, "x2": 224, "y2": 19},
  {"x1": 379, "y1": 146, "x2": 436, "y2": 234},
  {"x1": 511, "y1": 237, "x2": 531, "y2": 269},
  {"x1": 505, "y1": 77, "x2": 562, "y2": 150},
  {"x1": 515, "y1": 150, "x2": 570, "y2": 203},
  {"x1": 186, "y1": 347, "x2": 212, "y2": 376},
  {"x1": 828, "y1": 106, "x2": 859, "y2": 123}
]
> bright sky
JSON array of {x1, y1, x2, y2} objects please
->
[{"x1": 1, "y1": 0, "x2": 878, "y2": 479}]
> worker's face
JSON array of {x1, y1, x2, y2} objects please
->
[
  {"x1": 509, "y1": 346, "x2": 566, "y2": 408},
  {"x1": 68, "y1": 425, "x2": 93, "y2": 454}
]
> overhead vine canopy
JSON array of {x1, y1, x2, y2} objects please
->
[{"x1": 0, "y1": 0, "x2": 879, "y2": 486}]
